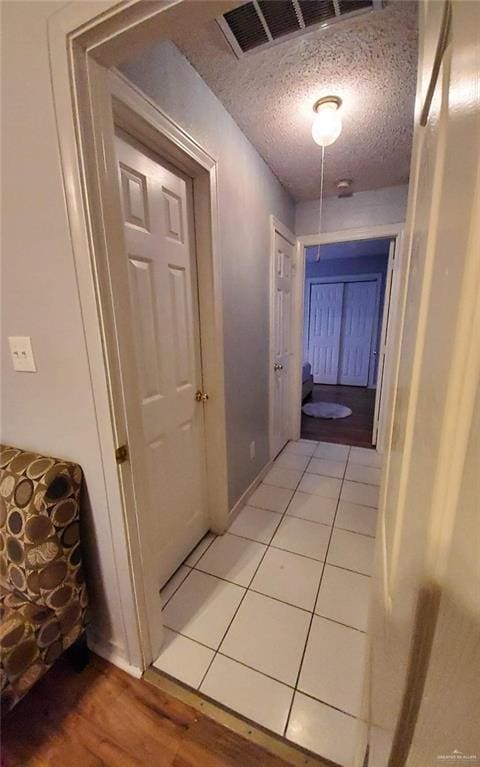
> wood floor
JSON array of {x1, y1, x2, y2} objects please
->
[
  {"x1": 301, "y1": 384, "x2": 376, "y2": 448},
  {"x1": 1, "y1": 655, "x2": 295, "y2": 767}
]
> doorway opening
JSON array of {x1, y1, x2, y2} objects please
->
[
  {"x1": 50, "y1": 1, "x2": 415, "y2": 764},
  {"x1": 300, "y1": 238, "x2": 393, "y2": 448},
  {"x1": 67, "y1": 66, "x2": 230, "y2": 661}
]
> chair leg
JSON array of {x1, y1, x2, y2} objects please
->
[{"x1": 66, "y1": 632, "x2": 90, "y2": 673}]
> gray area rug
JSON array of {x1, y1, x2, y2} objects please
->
[{"x1": 302, "y1": 401, "x2": 352, "y2": 419}]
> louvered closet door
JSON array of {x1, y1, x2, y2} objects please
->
[
  {"x1": 116, "y1": 131, "x2": 209, "y2": 588},
  {"x1": 339, "y1": 280, "x2": 377, "y2": 386},
  {"x1": 308, "y1": 282, "x2": 344, "y2": 384}
]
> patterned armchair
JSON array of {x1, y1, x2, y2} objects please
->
[{"x1": 0, "y1": 446, "x2": 88, "y2": 712}]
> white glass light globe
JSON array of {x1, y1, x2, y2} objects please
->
[{"x1": 311, "y1": 103, "x2": 342, "y2": 147}]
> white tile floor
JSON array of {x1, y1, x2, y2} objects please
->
[{"x1": 154, "y1": 440, "x2": 381, "y2": 767}]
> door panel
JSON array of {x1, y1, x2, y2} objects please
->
[
  {"x1": 308, "y1": 282, "x2": 344, "y2": 384},
  {"x1": 116, "y1": 131, "x2": 208, "y2": 588},
  {"x1": 271, "y1": 229, "x2": 295, "y2": 457},
  {"x1": 369, "y1": 3, "x2": 480, "y2": 764},
  {"x1": 339, "y1": 280, "x2": 377, "y2": 386}
]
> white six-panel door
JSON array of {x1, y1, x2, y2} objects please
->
[
  {"x1": 308, "y1": 282, "x2": 344, "y2": 384},
  {"x1": 116, "y1": 131, "x2": 209, "y2": 588},
  {"x1": 339, "y1": 280, "x2": 377, "y2": 386},
  {"x1": 271, "y1": 228, "x2": 295, "y2": 457}
]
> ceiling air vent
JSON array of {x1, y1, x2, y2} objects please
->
[{"x1": 219, "y1": 0, "x2": 384, "y2": 58}]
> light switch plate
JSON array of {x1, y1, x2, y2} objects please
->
[{"x1": 8, "y1": 336, "x2": 37, "y2": 372}]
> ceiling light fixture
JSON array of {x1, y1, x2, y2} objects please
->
[
  {"x1": 311, "y1": 95, "x2": 343, "y2": 147},
  {"x1": 311, "y1": 95, "x2": 343, "y2": 261}
]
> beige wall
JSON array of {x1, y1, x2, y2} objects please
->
[
  {"x1": 0, "y1": 1, "x2": 134, "y2": 663},
  {"x1": 369, "y1": 1, "x2": 480, "y2": 763},
  {"x1": 120, "y1": 42, "x2": 296, "y2": 507},
  {"x1": 295, "y1": 184, "x2": 408, "y2": 236},
  {"x1": 1, "y1": 3, "x2": 295, "y2": 664},
  {"x1": 410, "y1": 381, "x2": 480, "y2": 764}
]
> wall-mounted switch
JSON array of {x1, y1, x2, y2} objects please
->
[
  {"x1": 249, "y1": 441, "x2": 256, "y2": 460},
  {"x1": 8, "y1": 336, "x2": 37, "y2": 372}
]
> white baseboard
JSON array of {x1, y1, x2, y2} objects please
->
[
  {"x1": 227, "y1": 457, "x2": 275, "y2": 525},
  {"x1": 88, "y1": 634, "x2": 144, "y2": 679}
]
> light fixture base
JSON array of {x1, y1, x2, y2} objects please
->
[
  {"x1": 313, "y1": 95, "x2": 342, "y2": 113},
  {"x1": 337, "y1": 179, "x2": 353, "y2": 198}
]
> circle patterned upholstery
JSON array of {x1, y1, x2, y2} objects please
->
[{"x1": 0, "y1": 446, "x2": 88, "y2": 712}]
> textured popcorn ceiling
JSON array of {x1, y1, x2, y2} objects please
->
[{"x1": 169, "y1": 1, "x2": 418, "y2": 201}]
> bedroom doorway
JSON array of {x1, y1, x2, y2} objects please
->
[{"x1": 298, "y1": 234, "x2": 398, "y2": 449}]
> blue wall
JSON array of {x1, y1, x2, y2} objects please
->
[
  {"x1": 305, "y1": 253, "x2": 388, "y2": 281},
  {"x1": 304, "y1": 247, "x2": 390, "y2": 386}
]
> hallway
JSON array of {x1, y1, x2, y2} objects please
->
[
  {"x1": 301, "y1": 385, "x2": 376, "y2": 447},
  {"x1": 153, "y1": 440, "x2": 381, "y2": 767}
]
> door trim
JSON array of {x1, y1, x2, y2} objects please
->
[
  {"x1": 295, "y1": 225, "x2": 403, "y2": 453},
  {"x1": 48, "y1": 12, "x2": 229, "y2": 669},
  {"x1": 304, "y1": 273, "x2": 382, "y2": 388},
  {"x1": 110, "y1": 70, "x2": 228, "y2": 525},
  {"x1": 97, "y1": 68, "x2": 229, "y2": 661},
  {"x1": 372, "y1": 239, "x2": 396, "y2": 446},
  {"x1": 269, "y1": 215, "x2": 298, "y2": 459}
]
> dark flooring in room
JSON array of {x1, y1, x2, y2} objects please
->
[
  {"x1": 301, "y1": 384, "x2": 376, "y2": 448},
  {"x1": 1, "y1": 655, "x2": 300, "y2": 767}
]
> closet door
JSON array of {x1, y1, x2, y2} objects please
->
[
  {"x1": 308, "y1": 282, "x2": 344, "y2": 384},
  {"x1": 271, "y1": 228, "x2": 296, "y2": 457},
  {"x1": 115, "y1": 131, "x2": 209, "y2": 589},
  {"x1": 339, "y1": 280, "x2": 377, "y2": 386}
]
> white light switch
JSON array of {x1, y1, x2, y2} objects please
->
[{"x1": 8, "y1": 336, "x2": 37, "y2": 372}]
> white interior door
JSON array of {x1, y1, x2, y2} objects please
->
[
  {"x1": 271, "y1": 227, "x2": 295, "y2": 457},
  {"x1": 308, "y1": 282, "x2": 344, "y2": 384},
  {"x1": 116, "y1": 131, "x2": 209, "y2": 588},
  {"x1": 339, "y1": 280, "x2": 377, "y2": 386}
]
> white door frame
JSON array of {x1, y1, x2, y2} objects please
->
[
  {"x1": 294, "y1": 224, "x2": 404, "y2": 452},
  {"x1": 372, "y1": 239, "x2": 396, "y2": 446},
  {"x1": 304, "y1": 272, "x2": 383, "y2": 389},
  {"x1": 47, "y1": 2, "x2": 230, "y2": 671},
  {"x1": 269, "y1": 215, "x2": 298, "y2": 459}
]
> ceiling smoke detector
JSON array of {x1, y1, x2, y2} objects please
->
[
  {"x1": 337, "y1": 179, "x2": 353, "y2": 197},
  {"x1": 218, "y1": 1, "x2": 385, "y2": 59}
]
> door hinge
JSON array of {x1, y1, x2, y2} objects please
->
[{"x1": 115, "y1": 444, "x2": 129, "y2": 464}]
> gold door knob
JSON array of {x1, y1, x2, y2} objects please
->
[
  {"x1": 195, "y1": 390, "x2": 209, "y2": 402},
  {"x1": 273, "y1": 362, "x2": 284, "y2": 371}
]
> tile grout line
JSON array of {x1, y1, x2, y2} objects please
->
[
  {"x1": 160, "y1": 441, "x2": 376, "y2": 731},
  {"x1": 161, "y1": 534, "x2": 217, "y2": 609},
  {"x1": 282, "y1": 445, "x2": 352, "y2": 738},
  {"x1": 195, "y1": 468, "x2": 304, "y2": 691},
  {"x1": 196, "y1": 457, "x2": 310, "y2": 692},
  {"x1": 164, "y1": 591, "x2": 367, "y2": 646},
  {"x1": 164, "y1": 448, "x2": 313, "y2": 663},
  {"x1": 160, "y1": 567, "x2": 192, "y2": 609},
  {"x1": 281, "y1": 442, "x2": 361, "y2": 735},
  {"x1": 293, "y1": 688, "x2": 359, "y2": 720},
  {"x1": 234, "y1": 518, "x2": 377, "y2": 540},
  {"x1": 157, "y1": 626, "x2": 361, "y2": 720},
  {"x1": 162, "y1": 448, "x2": 374, "y2": 612},
  {"x1": 158, "y1": 441, "x2": 377, "y2": 748},
  {"x1": 184, "y1": 544, "x2": 372, "y2": 603}
]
